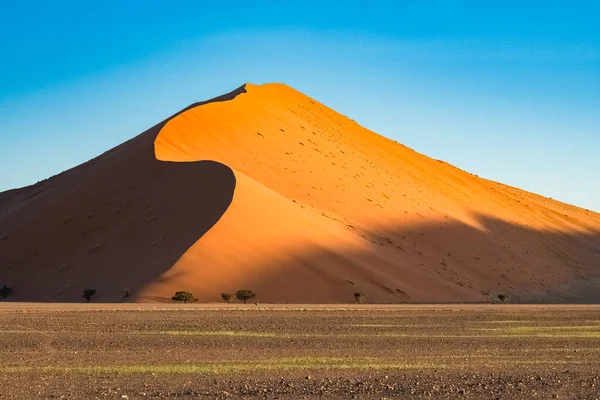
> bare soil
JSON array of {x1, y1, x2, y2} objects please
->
[{"x1": 1, "y1": 304, "x2": 599, "y2": 399}]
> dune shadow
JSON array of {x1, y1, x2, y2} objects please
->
[
  {"x1": 228, "y1": 214, "x2": 600, "y2": 304},
  {"x1": 0, "y1": 86, "x2": 247, "y2": 302}
]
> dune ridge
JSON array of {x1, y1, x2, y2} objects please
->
[{"x1": 1, "y1": 83, "x2": 599, "y2": 302}]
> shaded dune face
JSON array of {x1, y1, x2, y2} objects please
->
[
  {"x1": 0, "y1": 88, "x2": 244, "y2": 302},
  {"x1": 1, "y1": 82, "x2": 600, "y2": 303},
  {"x1": 219, "y1": 215, "x2": 600, "y2": 303}
]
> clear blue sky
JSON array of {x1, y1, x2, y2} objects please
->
[{"x1": 1, "y1": 1, "x2": 598, "y2": 211}]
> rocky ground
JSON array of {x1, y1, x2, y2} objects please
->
[{"x1": 0, "y1": 305, "x2": 599, "y2": 399}]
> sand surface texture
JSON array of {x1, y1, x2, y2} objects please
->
[{"x1": 1, "y1": 83, "x2": 599, "y2": 302}]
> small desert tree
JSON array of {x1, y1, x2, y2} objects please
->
[
  {"x1": 221, "y1": 292, "x2": 234, "y2": 303},
  {"x1": 0, "y1": 285, "x2": 13, "y2": 299},
  {"x1": 497, "y1": 293, "x2": 508, "y2": 303},
  {"x1": 354, "y1": 291, "x2": 366, "y2": 304},
  {"x1": 235, "y1": 289, "x2": 256, "y2": 304},
  {"x1": 83, "y1": 288, "x2": 96, "y2": 303},
  {"x1": 172, "y1": 291, "x2": 197, "y2": 304}
]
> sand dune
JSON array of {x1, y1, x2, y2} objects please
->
[{"x1": 1, "y1": 83, "x2": 599, "y2": 302}]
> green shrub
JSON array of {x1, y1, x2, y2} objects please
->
[
  {"x1": 172, "y1": 291, "x2": 197, "y2": 304},
  {"x1": 354, "y1": 291, "x2": 366, "y2": 304},
  {"x1": 83, "y1": 288, "x2": 96, "y2": 303},
  {"x1": 0, "y1": 285, "x2": 13, "y2": 299},
  {"x1": 220, "y1": 293, "x2": 234, "y2": 303},
  {"x1": 235, "y1": 289, "x2": 256, "y2": 304}
]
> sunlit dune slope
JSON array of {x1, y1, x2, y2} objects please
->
[
  {"x1": 1, "y1": 83, "x2": 599, "y2": 302},
  {"x1": 150, "y1": 83, "x2": 600, "y2": 303}
]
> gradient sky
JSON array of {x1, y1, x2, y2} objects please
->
[{"x1": 1, "y1": 1, "x2": 598, "y2": 211}]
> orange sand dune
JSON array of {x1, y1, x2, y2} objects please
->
[{"x1": 1, "y1": 83, "x2": 599, "y2": 303}]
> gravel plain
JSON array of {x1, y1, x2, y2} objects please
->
[{"x1": 0, "y1": 304, "x2": 599, "y2": 399}]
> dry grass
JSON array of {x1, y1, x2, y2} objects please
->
[
  {"x1": 0, "y1": 357, "x2": 446, "y2": 375},
  {"x1": 472, "y1": 326, "x2": 600, "y2": 337}
]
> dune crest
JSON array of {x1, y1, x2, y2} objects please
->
[{"x1": 1, "y1": 83, "x2": 599, "y2": 302}]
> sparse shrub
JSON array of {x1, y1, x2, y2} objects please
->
[
  {"x1": 221, "y1": 293, "x2": 234, "y2": 303},
  {"x1": 172, "y1": 291, "x2": 197, "y2": 304},
  {"x1": 497, "y1": 293, "x2": 508, "y2": 303},
  {"x1": 83, "y1": 288, "x2": 96, "y2": 303},
  {"x1": 235, "y1": 289, "x2": 256, "y2": 304},
  {"x1": 0, "y1": 285, "x2": 13, "y2": 299},
  {"x1": 354, "y1": 291, "x2": 366, "y2": 304}
]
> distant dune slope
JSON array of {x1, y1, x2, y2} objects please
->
[{"x1": 1, "y1": 83, "x2": 599, "y2": 302}]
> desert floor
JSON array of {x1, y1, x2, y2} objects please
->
[{"x1": 1, "y1": 304, "x2": 599, "y2": 399}]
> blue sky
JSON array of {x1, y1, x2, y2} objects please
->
[{"x1": 1, "y1": 1, "x2": 598, "y2": 211}]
